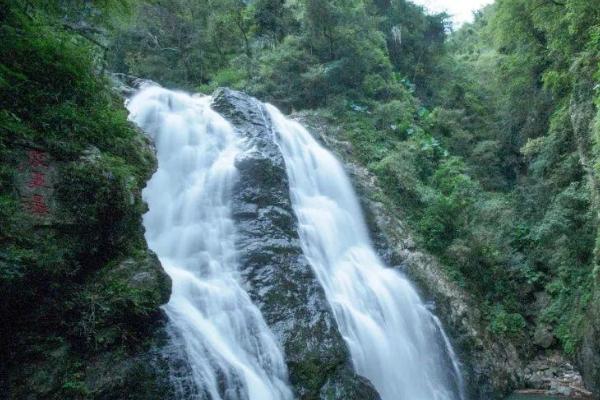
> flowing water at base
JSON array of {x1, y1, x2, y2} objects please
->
[{"x1": 128, "y1": 86, "x2": 293, "y2": 400}]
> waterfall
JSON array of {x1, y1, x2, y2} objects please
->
[
  {"x1": 127, "y1": 86, "x2": 293, "y2": 400},
  {"x1": 267, "y1": 104, "x2": 466, "y2": 400},
  {"x1": 126, "y1": 83, "x2": 466, "y2": 400}
]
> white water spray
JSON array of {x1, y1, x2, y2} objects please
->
[
  {"x1": 127, "y1": 86, "x2": 293, "y2": 400},
  {"x1": 268, "y1": 105, "x2": 466, "y2": 400}
]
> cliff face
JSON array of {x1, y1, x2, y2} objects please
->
[
  {"x1": 210, "y1": 86, "x2": 517, "y2": 399},
  {"x1": 0, "y1": 88, "x2": 172, "y2": 399},
  {"x1": 570, "y1": 56, "x2": 600, "y2": 400},
  {"x1": 212, "y1": 88, "x2": 379, "y2": 400},
  {"x1": 290, "y1": 112, "x2": 520, "y2": 399},
  {"x1": 581, "y1": 289, "x2": 600, "y2": 398},
  {"x1": 0, "y1": 8, "x2": 176, "y2": 395},
  {"x1": 5, "y1": 71, "x2": 598, "y2": 399}
]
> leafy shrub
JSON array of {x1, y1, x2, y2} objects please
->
[{"x1": 488, "y1": 306, "x2": 527, "y2": 338}]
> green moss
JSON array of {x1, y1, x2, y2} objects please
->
[{"x1": 291, "y1": 358, "x2": 329, "y2": 397}]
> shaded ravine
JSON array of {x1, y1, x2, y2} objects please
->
[
  {"x1": 127, "y1": 86, "x2": 293, "y2": 400},
  {"x1": 268, "y1": 105, "x2": 466, "y2": 400}
]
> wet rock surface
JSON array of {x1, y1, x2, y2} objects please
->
[
  {"x1": 111, "y1": 72, "x2": 158, "y2": 97},
  {"x1": 0, "y1": 74, "x2": 176, "y2": 399},
  {"x1": 1, "y1": 139, "x2": 174, "y2": 399},
  {"x1": 212, "y1": 88, "x2": 379, "y2": 400}
]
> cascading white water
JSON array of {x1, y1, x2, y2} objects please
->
[
  {"x1": 267, "y1": 104, "x2": 466, "y2": 400},
  {"x1": 127, "y1": 86, "x2": 293, "y2": 400}
]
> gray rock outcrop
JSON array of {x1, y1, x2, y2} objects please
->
[{"x1": 211, "y1": 88, "x2": 379, "y2": 400}]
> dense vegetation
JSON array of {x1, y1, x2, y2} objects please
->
[
  {"x1": 432, "y1": 1, "x2": 600, "y2": 351},
  {"x1": 109, "y1": 0, "x2": 600, "y2": 354},
  {"x1": 1, "y1": 0, "x2": 600, "y2": 397}
]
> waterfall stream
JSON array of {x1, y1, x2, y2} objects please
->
[
  {"x1": 267, "y1": 105, "x2": 466, "y2": 400},
  {"x1": 127, "y1": 84, "x2": 465, "y2": 400},
  {"x1": 127, "y1": 86, "x2": 293, "y2": 400}
]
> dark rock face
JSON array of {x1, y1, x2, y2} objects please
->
[
  {"x1": 211, "y1": 88, "x2": 379, "y2": 400},
  {"x1": 0, "y1": 127, "x2": 173, "y2": 398},
  {"x1": 111, "y1": 72, "x2": 158, "y2": 97}
]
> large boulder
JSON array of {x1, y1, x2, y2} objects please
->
[{"x1": 212, "y1": 88, "x2": 379, "y2": 400}]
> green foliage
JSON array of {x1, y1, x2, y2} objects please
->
[
  {"x1": 432, "y1": 0, "x2": 600, "y2": 349},
  {"x1": 110, "y1": 0, "x2": 447, "y2": 110},
  {"x1": 109, "y1": 0, "x2": 256, "y2": 89},
  {"x1": 374, "y1": 0, "x2": 448, "y2": 101},
  {"x1": 488, "y1": 306, "x2": 526, "y2": 338},
  {"x1": 275, "y1": 0, "x2": 600, "y2": 351},
  {"x1": 61, "y1": 379, "x2": 90, "y2": 397},
  {"x1": 58, "y1": 153, "x2": 148, "y2": 266},
  {"x1": 3, "y1": 0, "x2": 600, "y2": 390}
]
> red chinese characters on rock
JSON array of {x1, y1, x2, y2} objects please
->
[
  {"x1": 23, "y1": 150, "x2": 50, "y2": 216},
  {"x1": 29, "y1": 194, "x2": 49, "y2": 215},
  {"x1": 28, "y1": 150, "x2": 48, "y2": 168},
  {"x1": 28, "y1": 171, "x2": 46, "y2": 188}
]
